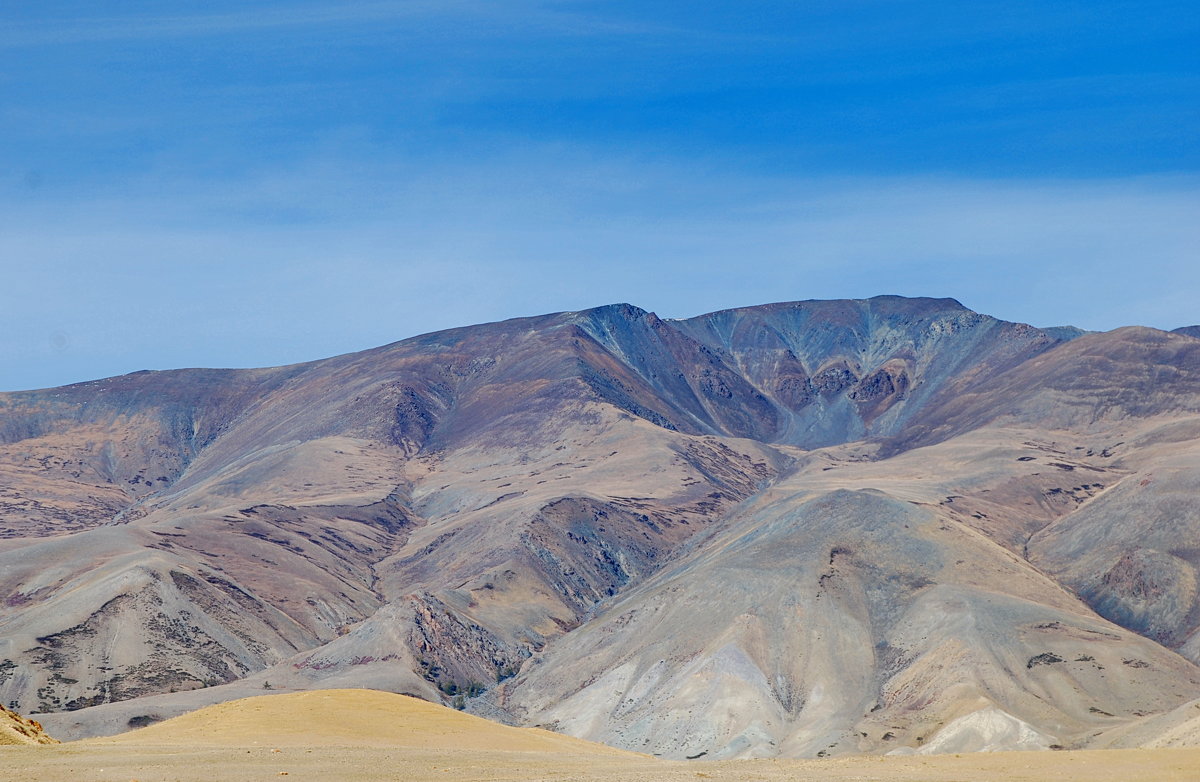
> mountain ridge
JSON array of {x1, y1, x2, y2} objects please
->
[{"x1": 3, "y1": 296, "x2": 1199, "y2": 759}]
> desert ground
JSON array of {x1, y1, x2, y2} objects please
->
[{"x1": 5, "y1": 689, "x2": 1200, "y2": 782}]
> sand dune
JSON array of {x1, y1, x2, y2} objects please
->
[{"x1": 87, "y1": 688, "x2": 634, "y2": 754}]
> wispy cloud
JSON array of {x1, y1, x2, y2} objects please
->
[
  {"x1": 3, "y1": 2, "x2": 1195, "y2": 391},
  {"x1": 1, "y1": 2, "x2": 468, "y2": 46},
  {"x1": 3, "y1": 148, "x2": 1197, "y2": 390},
  {"x1": 0, "y1": 1, "x2": 692, "y2": 48}
]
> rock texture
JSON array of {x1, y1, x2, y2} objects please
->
[
  {"x1": 1, "y1": 703, "x2": 57, "y2": 745},
  {"x1": 3, "y1": 296, "x2": 1200, "y2": 757}
]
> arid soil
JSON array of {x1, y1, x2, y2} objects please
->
[
  {"x1": 8, "y1": 744, "x2": 1200, "y2": 782},
  {"x1": 3, "y1": 690, "x2": 1198, "y2": 781}
]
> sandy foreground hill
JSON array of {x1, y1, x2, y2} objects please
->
[{"x1": 4, "y1": 689, "x2": 1200, "y2": 782}]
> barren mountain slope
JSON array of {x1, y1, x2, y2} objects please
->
[
  {"x1": 487, "y1": 320, "x2": 1200, "y2": 758},
  {"x1": 875, "y1": 326, "x2": 1200, "y2": 663},
  {"x1": 502, "y1": 486, "x2": 1200, "y2": 758},
  {"x1": 4, "y1": 297, "x2": 1200, "y2": 758},
  {"x1": 887, "y1": 327, "x2": 1200, "y2": 452},
  {"x1": 673, "y1": 296, "x2": 1068, "y2": 447},
  {"x1": 1091, "y1": 696, "x2": 1200, "y2": 749},
  {"x1": 4, "y1": 304, "x2": 794, "y2": 724}
]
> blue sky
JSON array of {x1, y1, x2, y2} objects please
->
[{"x1": 2, "y1": 1, "x2": 1198, "y2": 391}]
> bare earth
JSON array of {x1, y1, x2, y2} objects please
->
[
  {"x1": 5, "y1": 689, "x2": 1200, "y2": 781},
  {"x1": 6, "y1": 737, "x2": 1200, "y2": 781}
]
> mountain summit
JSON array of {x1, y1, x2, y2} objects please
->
[{"x1": 3, "y1": 296, "x2": 1200, "y2": 757}]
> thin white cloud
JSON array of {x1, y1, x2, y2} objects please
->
[
  {"x1": 1, "y1": 2, "x2": 469, "y2": 46},
  {"x1": 0, "y1": 1, "x2": 690, "y2": 48},
  {"x1": 3, "y1": 149, "x2": 1198, "y2": 390}
]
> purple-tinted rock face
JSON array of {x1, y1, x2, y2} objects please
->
[
  {"x1": 5, "y1": 296, "x2": 1200, "y2": 759},
  {"x1": 560, "y1": 295, "x2": 1074, "y2": 448}
]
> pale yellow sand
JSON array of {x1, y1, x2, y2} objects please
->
[
  {"x1": 86, "y1": 688, "x2": 635, "y2": 753},
  {"x1": 4, "y1": 689, "x2": 1199, "y2": 781}
]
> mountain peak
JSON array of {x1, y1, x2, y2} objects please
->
[{"x1": 7, "y1": 296, "x2": 1200, "y2": 761}]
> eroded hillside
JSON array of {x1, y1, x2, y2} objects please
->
[{"x1": 3, "y1": 296, "x2": 1200, "y2": 758}]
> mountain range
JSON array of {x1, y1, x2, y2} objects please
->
[{"x1": 3, "y1": 295, "x2": 1200, "y2": 758}]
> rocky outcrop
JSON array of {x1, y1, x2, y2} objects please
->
[{"x1": 1, "y1": 703, "x2": 57, "y2": 745}]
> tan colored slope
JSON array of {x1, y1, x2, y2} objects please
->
[
  {"x1": 7, "y1": 742, "x2": 1200, "y2": 782},
  {"x1": 0, "y1": 704, "x2": 57, "y2": 745},
  {"x1": 86, "y1": 688, "x2": 636, "y2": 755},
  {"x1": 1091, "y1": 697, "x2": 1200, "y2": 749},
  {"x1": 10, "y1": 689, "x2": 1200, "y2": 781},
  {"x1": 1149, "y1": 704, "x2": 1200, "y2": 748},
  {"x1": 505, "y1": 485, "x2": 1200, "y2": 759}
]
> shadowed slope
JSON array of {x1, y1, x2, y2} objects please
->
[{"x1": 675, "y1": 296, "x2": 1069, "y2": 447}]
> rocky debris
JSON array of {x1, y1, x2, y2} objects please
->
[{"x1": 1027, "y1": 652, "x2": 1066, "y2": 668}]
